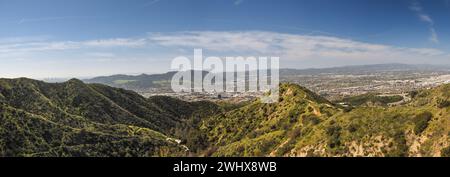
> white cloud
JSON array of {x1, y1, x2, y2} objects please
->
[
  {"x1": 1, "y1": 31, "x2": 449, "y2": 78},
  {"x1": 418, "y1": 14, "x2": 433, "y2": 24},
  {"x1": 405, "y1": 47, "x2": 443, "y2": 56},
  {"x1": 0, "y1": 31, "x2": 448, "y2": 67},
  {"x1": 234, "y1": 0, "x2": 244, "y2": 5},
  {"x1": 148, "y1": 31, "x2": 446, "y2": 61},
  {"x1": 429, "y1": 28, "x2": 439, "y2": 43},
  {"x1": 0, "y1": 36, "x2": 49, "y2": 44},
  {"x1": 143, "y1": 0, "x2": 161, "y2": 7},
  {"x1": 0, "y1": 38, "x2": 146, "y2": 55},
  {"x1": 150, "y1": 31, "x2": 272, "y2": 52},
  {"x1": 0, "y1": 41, "x2": 78, "y2": 53},
  {"x1": 86, "y1": 52, "x2": 116, "y2": 58},
  {"x1": 82, "y1": 38, "x2": 147, "y2": 47},
  {"x1": 16, "y1": 16, "x2": 95, "y2": 25},
  {"x1": 409, "y1": 1, "x2": 439, "y2": 43}
]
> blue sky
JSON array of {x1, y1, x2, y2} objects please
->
[{"x1": 0, "y1": 0, "x2": 449, "y2": 78}]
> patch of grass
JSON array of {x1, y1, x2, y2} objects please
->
[
  {"x1": 441, "y1": 146, "x2": 450, "y2": 157},
  {"x1": 412, "y1": 112, "x2": 433, "y2": 135}
]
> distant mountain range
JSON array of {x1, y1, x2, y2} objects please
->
[
  {"x1": 0, "y1": 78, "x2": 449, "y2": 157},
  {"x1": 280, "y1": 63, "x2": 450, "y2": 75},
  {"x1": 82, "y1": 63, "x2": 450, "y2": 91},
  {"x1": 83, "y1": 70, "x2": 209, "y2": 91}
]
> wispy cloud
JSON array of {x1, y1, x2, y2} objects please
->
[
  {"x1": 409, "y1": 1, "x2": 439, "y2": 43},
  {"x1": 0, "y1": 38, "x2": 147, "y2": 54},
  {"x1": 234, "y1": 0, "x2": 244, "y2": 6},
  {"x1": 429, "y1": 28, "x2": 439, "y2": 43},
  {"x1": 82, "y1": 38, "x2": 148, "y2": 47},
  {"x1": 1, "y1": 31, "x2": 449, "y2": 78},
  {"x1": 0, "y1": 36, "x2": 50, "y2": 44},
  {"x1": 418, "y1": 14, "x2": 433, "y2": 24},
  {"x1": 144, "y1": 0, "x2": 161, "y2": 7},
  {"x1": 149, "y1": 31, "x2": 446, "y2": 60},
  {"x1": 1, "y1": 31, "x2": 447, "y2": 66},
  {"x1": 86, "y1": 52, "x2": 116, "y2": 58},
  {"x1": 17, "y1": 16, "x2": 94, "y2": 24}
]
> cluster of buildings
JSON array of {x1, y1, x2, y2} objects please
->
[{"x1": 137, "y1": 73, "x2": 450, "y2": 102}]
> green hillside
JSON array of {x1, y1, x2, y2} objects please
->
[
  {"x1": 0, "y1": 78, "x2": 218, "y2": 157},
  {"x1": 337, "y1": 93, "x2": 404, "y2": 107},
  {"x1": 0, "y1": 78, "x2": 448, "y2": 157},
  {"x1": 200, "y1": 83, "x2": 449, "y2": 157}
]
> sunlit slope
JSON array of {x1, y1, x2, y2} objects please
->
[
  {"x1": 203, "y1": 83, "x2": 449, "y2": 157},
  {"x1": 0, "y1": 78, "x2": 448, "y2": 157},
  {"x1": 0, "y1": 78, "x2": 217, "y2": 157}
]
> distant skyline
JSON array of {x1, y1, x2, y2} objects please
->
[{"x1": 1, "y1": 0, "x2": 449, "y2": 78}]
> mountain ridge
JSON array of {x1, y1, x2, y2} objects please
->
[
  {"x1": 0, "y1": 78, "x2": 448, "y2": 157},
  {"x1": 200, "y1": 83, "x2": 449, "y2": 157},
  {"x1": 0, "y1": 77, "x2": 220, "y2": 156}
]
